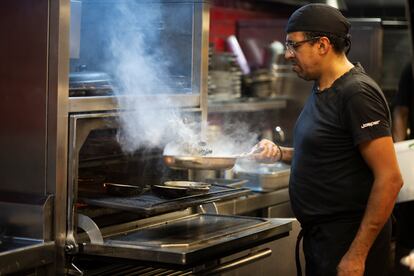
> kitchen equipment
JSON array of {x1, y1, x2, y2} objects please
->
[
  {"x1": 208, "y1": 49, "x2": 242, "y2": 102},
  {"x1": 81, "y1": 213, "x2": 291, "y2": 266},
  {"x1": 80, "y1": 183, "x2": 249, "y2": 217},
  {"x1": 394, "y1": 139, "x2": 414, "y2": 203},
  {"x1": 69, "y1": 71, "x2": 113, "y2": 97},
  {"x1": 152, "y1": 181, "x2": 210, "y2": 198},
  {"x1": 227, "y1": 35, "x2": 250, "y2": 75},
  {"x1": 164, "y1": 180, "x2": 211, "y2": 190},
  {"x1": 243, "y1": 69, "x2": 274, "y2": 98},
  {"x1": 103, "y1": 183, "x2": 144, "y2": 197},
  {"x1": 152, "y1": 184, "x2": 191, "y2": 198},
  {"x1": 234, "y1": 160, "x2": 290, "y2": 192},
  {"x1": 163, "y1": 142, "x2": 263, "y2": 170}
]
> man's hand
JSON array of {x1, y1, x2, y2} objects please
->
[
  {"x1": 251, "y1": 139, "x2": 281, "y2": 163},
  {"x1": 337, "y1": 250, "x2": 365, "y2": 276}
]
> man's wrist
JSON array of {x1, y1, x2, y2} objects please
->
[{"x1": 276, "y1": 144, "x2": 283, "y2": 161}]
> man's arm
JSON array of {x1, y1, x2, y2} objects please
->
[
  {"x1": 392, "y1": 106, "x2": 409, "y2": 142},
  {"x1": 337, "y1": 136, "x2": 403, "y2": 276},
  {"x1": 255, "y1": 139, "x2": 294, "y2": 163}
]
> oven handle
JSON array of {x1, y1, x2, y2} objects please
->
[{"x1": 185, "y1": 248, "x2": 272, "y2": 275}]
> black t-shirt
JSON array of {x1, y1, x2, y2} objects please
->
[
  {"x1": 289, "y1": 63, "x2": 391, "y2": 227},
  {"x1": 393, "y1": 62, "x2": 414, "y2": 139}
]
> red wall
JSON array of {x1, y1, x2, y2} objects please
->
[{"x1": 209, "y1": 5, "x2": 293, "y2": 52}]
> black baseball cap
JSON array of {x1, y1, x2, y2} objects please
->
[{"x1": 285, "y1": 4, "x2": 350, "y2": 37}]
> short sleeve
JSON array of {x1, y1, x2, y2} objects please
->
[{"x1": 344, "y1": 86, "x2": 391, "y2": 146}]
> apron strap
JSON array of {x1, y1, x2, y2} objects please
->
[{"x1": 295, "y1": 228, "x2": 304, "y2": 276}]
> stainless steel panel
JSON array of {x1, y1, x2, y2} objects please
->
[
  {"x1": 68, "y1": 94, "x2": 201, "y2": 113},
  {"x1": 49, "y1": 0, "x2": 71, "y2": 272},
  {"x1": 80, "y1": 214, "x2": 292, "y2": 265},
  {"x1": 208, "y1": 97, "x2": 287, "y2": 113},
  {"x1": 0, "y1": 241, "x2": 55, "y2": 275},
  {"x1": 0, "y1": 194, "x2": 53, "y2": 240},
  {"x1": 215, "y1": 188, "x2": 290, "y2": 215},
  {"x1": 348, "y1": 18, "x2": 383, "y2": 82},
  {"x1": 70, "y1": 0, "x2": 81, "y2": 58}
]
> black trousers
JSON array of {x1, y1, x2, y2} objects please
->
[{"x1": 302, "y1": 218, "x2": 392, "y2": 276}]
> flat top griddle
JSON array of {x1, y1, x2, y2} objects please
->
[
  {"x1": 107, "y1": 214, "x2": 269, "y2": 248},
  {"x1": 80, "y1": 184, "x2": 250, "y2": 217},
  {"x1": 81, "y1": 214, "x2": 293, "y2": 265}
]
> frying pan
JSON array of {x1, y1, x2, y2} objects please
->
[
  {"x1": 152, "y1": 181, "x2": 210, "y2": 198},
  {"x1": 103, "y1": 183, "x2": 144, "y2": 197},
  {"x1": 163, "y1": 145, "x2": 264, "y2": 170}
]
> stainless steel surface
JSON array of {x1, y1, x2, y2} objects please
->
[
  {"x1": 77, "y1": 214, "x2": 103, "y2": 245},
  {"x1": 69, "y1": 94, "x2": 201, "y2": 113},
  {"x1": 208, "y1": 97, "x2": 287, "y2": 113},
  {"x1": 80, "y1": 214, "x2": 292, "y2": 265},
  {"x1": 0, "y1": 193, "x2": 53, "y2": 240},
  {"x1": 197, "y1": 202, "x2": 219, "y2": 214},
  {"x1": 49, "y1": 0, "x2": 71, "y2": 273},
  {"x1": 0, "y1": 241, "x2": 55, "y2": 275},
  {"x1": 197, "y1": 1, "x2": 210, "y2": 132},
  {"x1": 234, "y1": 162, "x2": 291, "y2": 192},
  {"x1": 348, "y1": 18, "x2": 383, "y2": 83},
  {"x1": 215, "y1": 188, "x2": 290, "y2": 215},
  {"x1": 70, "y1": 0, "x2": 81, "y2": 58},
  {"x1": 202, "y1": 248, "x2": 272, "y2": 275}
]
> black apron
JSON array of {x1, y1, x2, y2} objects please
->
[{"x1": 296, "y1": 218, "x2": 392, "y2": 276}]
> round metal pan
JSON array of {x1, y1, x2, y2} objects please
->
[
  {"x1": 164, "y1": 181, "x2": 211, "y2": 190},
  {"x1": 103, "y1": 183, "x2": 144, "y2": 197},
  {"x1": 163, "y1": 155, "x2": 237, "y2": 170},
  {"x1": 152, "y1": 182, "x2": 210, "y2": 198}
]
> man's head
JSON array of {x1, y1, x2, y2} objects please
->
[{"x1": 284, "y1": 4, "x2": 351, "y2": 80}]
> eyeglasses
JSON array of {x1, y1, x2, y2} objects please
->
[{"x1": 285, "y1": 36, "x2": 321, "y2": 54}]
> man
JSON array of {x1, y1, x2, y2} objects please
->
[
  {"x1": 254, "y1": 4, "x2": 403, "y2": 276},
  {"x1": 392, "y1": 62, "x2": 414, "y2": 276},
  {"x1": 393, "y1": 62, "x2": 414, "y2": 141}
]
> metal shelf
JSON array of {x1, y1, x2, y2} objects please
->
[{"x1": 208, "y1": 97, "x2": 288, "y2": 113}]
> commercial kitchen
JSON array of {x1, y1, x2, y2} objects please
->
[{"x1": 0, "y1": 0, "x2": 413, "y2": 275}]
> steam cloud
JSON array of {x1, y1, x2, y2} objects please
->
[{"x1": 105, "y1": 2, "x2": 258, "y2": 156}]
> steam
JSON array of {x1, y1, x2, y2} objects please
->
[{"x1": 104, "y1": 2, "x2": 258, "y2": 155}]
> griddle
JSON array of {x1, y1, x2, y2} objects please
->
[
  {"x1": 80, "y1": 214, "x2": 293, "y2": 265},
  {"x1": 80, "y1": 184, "x2": 250, "y2": 217}
]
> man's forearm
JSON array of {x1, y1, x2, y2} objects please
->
[{"x1": 346, "y1": 177, "x2": 402, "y2": 259}]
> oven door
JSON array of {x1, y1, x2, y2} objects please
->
[{"x1": 79, "y1": 214, "x2": 292, "y2": 266}]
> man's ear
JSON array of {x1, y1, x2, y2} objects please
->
[{"x1": 318, "y1": 37, "x2": 330, "y2": 54}]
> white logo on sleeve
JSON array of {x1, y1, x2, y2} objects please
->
[{"x1": 361, "y1": 120, "x2": 380, "y2": 129}]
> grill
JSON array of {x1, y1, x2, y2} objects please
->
[
  {"x1": 65, "y1": 112, "x2": 292, "y2": 273},
  {"x1": 80, "y1": 184, "x2": 249, "y2": 216}
]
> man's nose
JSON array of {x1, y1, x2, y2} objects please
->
[{"x1": 284, "y1": 49, "x2": 294, "y2": 60}]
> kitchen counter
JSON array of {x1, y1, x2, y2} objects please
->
[{"x1": 215, "y1": 187, "x2": 290, "y2": 215}]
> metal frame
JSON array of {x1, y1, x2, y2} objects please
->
[
  {"x1": 67, "y1": 2, "x2": 210, "y2": 119},
  {"x1": 48, "y1": 0, "x2": 71, "y2": 273}
]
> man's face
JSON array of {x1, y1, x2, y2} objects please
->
[{"x1": 284, "y1": 32, "x2": 321, "y2": 81}]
